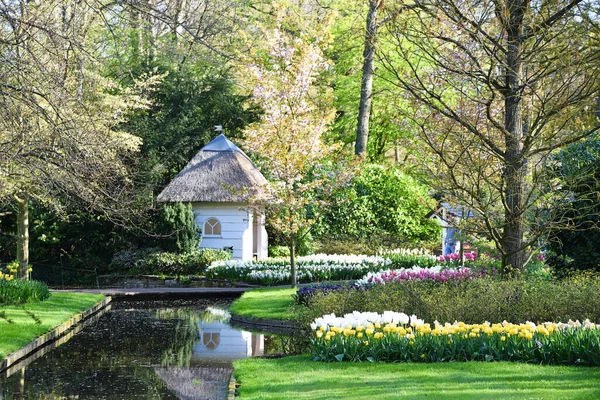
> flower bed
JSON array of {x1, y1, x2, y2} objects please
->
[
  {"x1": 205, "y1": 249, "x2": 502, "y2": 286},
  {"x1": 310, "y1": 311, "x2": 600, "y2": 366},
  {"x1": 205, "y1": 254, "x2": 391, "y2": 285},
  {"x1": 293, "y1": 266, "x2": 489, "y2": 307},
  {"x1": 293, "y1": 283, "x2": 363, "y2": 306},
  {"x1": 355, "y1": 266, "x2": 488, "y2": 286}
]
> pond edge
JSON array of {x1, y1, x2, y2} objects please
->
[
  {"x1": 229, "y1": 313, "x2": 298, "y2": 335},
  {"x1": 0, "y1": 296, "x2": 112, "y2": 374}
]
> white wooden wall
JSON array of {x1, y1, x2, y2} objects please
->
[{"x1": 191, "y1": 202, "x2": 268, "y2": 260}]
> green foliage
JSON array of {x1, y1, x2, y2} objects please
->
[
  {"x1": 315, "y1": 164, "x2": 440, "y2": 242},
  {"x1": 135, "y1": 249, "x2": 231, "y2": 276},
  {"x1": 546, "y1": 135, "x2": 600, "y2": 273},
  {"x1": 299, "y1": 275, "x2": 600, "y2": 326},
  {"x1": 156, "y1": 202, "x2": 200, "y2": 254},
  {"x1": 269, "y1": 246, "x2": 291, "y2": 258},
  {"x1": 121, "y1": 69, "x2": 261, "y2": 187},
  {"x1": 326, "y1": 1, "x2": 416, "y2": 162},
  {"x1": 296, "y1": 230, "x2": 315, "y2": 256},
  {"x1": 315, "y1": 237, "x2": 439, "y2": 256},
  {"x1": 0, "y1": 279, "x2": 50, "y2": 305},
  {"x1": 266, "y1": 226, "x2": 315, "y2": 257}
]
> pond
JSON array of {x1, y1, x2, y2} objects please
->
[{"x1": 0, "y1": 298, "x2": 287, "y2": 399}]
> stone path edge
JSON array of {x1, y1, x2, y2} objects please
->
[{"x1": 0, "y1": 296, "x2": 112, "y2": 373}]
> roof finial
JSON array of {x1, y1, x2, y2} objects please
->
[{"x1": 214, "y1": 125, "x2": 223, "y2": 132}]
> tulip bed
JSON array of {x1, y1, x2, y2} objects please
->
[
  {"x1": 310, "y1": 311, "x2": 600, "y2": 366},
  {"x1": 355, "y1": 266, "x2": 490, "y2": 286}
]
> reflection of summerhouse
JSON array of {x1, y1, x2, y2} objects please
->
[
  {"x1": 192, "y1": 321, "x2": 264, "y2": 361},
  {"x1": 157, "y1": 134, "x2": 268, "y2": 260}
]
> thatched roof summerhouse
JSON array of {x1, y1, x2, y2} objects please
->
[
  {"x1": 157, "y1": 134, "x2": 268, "y2": 203},
  {"x1": 157, "y1": 134, "x2": 269, "y2": 260}
]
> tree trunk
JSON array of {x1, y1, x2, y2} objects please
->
[
  {"x1": 15, "y1": 193, "x2": 29, "y2": 280},
  {"x1": 290, "y1": 235, "x2": 297, "y2": 288},
  {"x1": 501, "y1": 0, "x2": 527, "y2": 273},
  {"x1": 355, "y1": 0, "x2": 380, "y2": 156}
]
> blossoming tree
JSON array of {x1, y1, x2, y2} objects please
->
[{"x1": 239, "y1": 3, "x2": 354, "y2": 287}]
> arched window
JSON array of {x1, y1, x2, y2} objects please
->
[{"x1": 204, "y1": 218, "x2": 221, "y2": 236}]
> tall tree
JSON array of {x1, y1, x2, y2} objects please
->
[
  {"x1": 0, "y1": 0, "x2": 149, "y2": 278},
  {"x1": 381, "y1": 0, "x2": 600, "y2": 272},
  {"x1": 355, "y1": 0, "x2": 381, "y2": 156}
]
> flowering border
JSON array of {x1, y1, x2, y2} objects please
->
[{"x1": 310, "y1": 311, "x2": 600, "y2": 365}]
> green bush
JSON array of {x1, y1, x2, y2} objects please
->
[
  {"x1": 0, "y1": 279, "x2": 50, "y2": 305},
  {"x1": 136, "y1": 249, "x2": 231, "y2": 276},
  {"x1": 298, "y1": 275, "x2": 600, "y2": 326},
  {"x1": 314, "y1": 164, "x2": 441, "y2": 242},
  {"x1": 315, "y1": 237, "x2": 439, "y2": 257},
  {"x1": 269, "y1": 246, "x2": 290, "y2": 258},
  {"x1": 314, "y1": 238, "x2": 379, "y2": 256},
  {"x1": 296, "y1": 230, "x2": 315, "y2": 256}
]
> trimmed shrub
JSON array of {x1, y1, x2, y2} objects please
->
[
  {"x1": 298, "y1": 274, "x2": 600, "y2": 326},
  {"x1": 0, "y1": 279, "x2": 50, "y2": 305}
]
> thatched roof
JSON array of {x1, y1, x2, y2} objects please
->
[{"x1": 157, "y1": 134, "x2": 268, "y2": 203}]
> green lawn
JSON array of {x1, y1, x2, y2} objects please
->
[
  {"x1": 234, "y1": 355, "x2": 600, "y2": 399},
  {"x1": 230, "y1": 288, "x2": 296, "y2": 320},
  {"x1": 0, "y1": 292, "x2": 105, "y2": 360}
]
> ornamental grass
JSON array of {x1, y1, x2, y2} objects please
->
[{"x1": 310, "y1": 312, "x2": 600, "y2": 366}]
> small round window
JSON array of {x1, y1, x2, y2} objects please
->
[{"x1": 204, "y1": 218, "x2": 221, "y2": 236}]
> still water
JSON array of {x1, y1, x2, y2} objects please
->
[{"x1": 1, "y1": 298, "x2": 281, "y2": 399}]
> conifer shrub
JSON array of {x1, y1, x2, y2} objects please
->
[{"x1": 156, "y1": 202, "x2": 201, "y2": 253}]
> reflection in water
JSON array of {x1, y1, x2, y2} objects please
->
[{"x1": 0, "y1": 299, "x2": 276, "y2": 400}]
